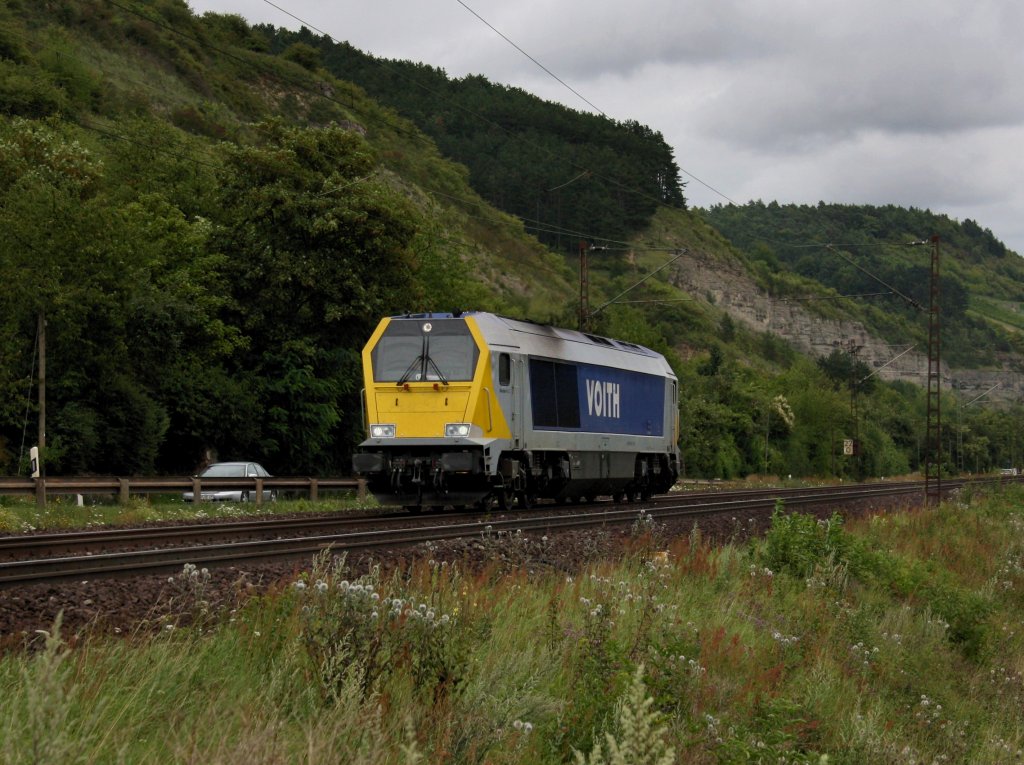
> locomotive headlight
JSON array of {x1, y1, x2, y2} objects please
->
[
  {"x1": 370, "y1": 423, "x2": 396, "y2": 438},
  {"x1": 445, "y1": 422, "x2": 472, "y2": 438}
]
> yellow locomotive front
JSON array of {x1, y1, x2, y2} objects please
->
[{"x1": 352, "y1": 314, "x2": 511, "y2": 510}]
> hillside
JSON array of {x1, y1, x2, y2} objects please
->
[
  {"x1": 702, "y1": 202, "x2": 1024, "y2": 368},
  {"x1": 0, "y1": 0, "x2": 578, "y2": 475},
  {"x1": 3, "y1": 0, "x2": 1024, "y2": 482}
]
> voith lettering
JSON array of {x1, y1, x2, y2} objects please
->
[{"x1": 586, "y1": 379, "x2": 621, "y2": 419}]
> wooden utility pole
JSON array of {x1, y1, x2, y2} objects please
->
[
  {"x1": 36, "y1": 311, "x2": 46, "y2": 508},
  {"x1": 579, "y1": 240, "x2": 589, "y2": 332},
  {"x1": 924, "y1": 236, "x2": 942, "y2": 506}
]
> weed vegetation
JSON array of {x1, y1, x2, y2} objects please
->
[
  {"x1": 0, "y1": 493, "x2": 374, "y2": 532},
  {"x1": 3, "y1": 486, "x2": 1024, "y2": 762}
]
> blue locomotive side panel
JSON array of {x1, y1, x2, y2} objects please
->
[{"x1": 529, "y1": 358, "x2": 665, "y2": 436}]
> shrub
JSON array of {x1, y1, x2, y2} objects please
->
[
  {"x1": 761, "y1": 506, "x2": 847, "y2": 579},
  {"x1": 297, "y1": 554, "x2": 473, "y2": 704}
]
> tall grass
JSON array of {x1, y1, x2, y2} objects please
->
[{"x1": 3, "y1": 488, "x2": 1024, "y2": 762}]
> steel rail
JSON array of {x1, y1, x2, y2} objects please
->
[
  {"x1": 0, "y1": 483, "x2": 928, "y2": 588},
  {"x1": 0, "y1": 479, "x2": 938, "y2": 561}
]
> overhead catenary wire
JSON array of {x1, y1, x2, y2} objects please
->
[
  {"x1": 455, "y1": 0, "x2": 607, "y2": 117},
  {"x1": 824, "y1": 244, "x2": 923, "y2": 311},
  {"x1": 452, "y1": 0, "x2": 739, "y2": 207}
]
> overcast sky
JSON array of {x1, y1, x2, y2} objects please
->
[{"x1": 187, "y1": 0, "x2": 1024, "y2": 255}]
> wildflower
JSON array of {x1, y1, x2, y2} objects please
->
[{"x1": 293, "y1": 581, "x2": 306, "y2": 591}]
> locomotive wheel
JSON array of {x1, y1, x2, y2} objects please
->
[
  {"x1": 497, "y1": 489, "x2": 513, "y2": 512},
  {"x1": 403, "y1": 505, "x2": 422, "y2": 514},
  {"x1": 516, "y1": 491, "x2": 535, "y2": 510}
]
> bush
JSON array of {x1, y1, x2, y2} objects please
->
[
  {"x1": 0, "y1": 60, "x2": 66, "y2": 117},
  {"x1": 297, "y1": 554, "x2": 474, "y2": 703},
  {"x1": 761, "y1": 505, "x2": 847, "y2": 579}
]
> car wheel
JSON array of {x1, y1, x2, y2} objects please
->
[
  {"x1": 240, "y1": 491, "x2": 250, "y2": 503},
  {"x1": 269, "y1": 491, "x2": 278, "y2": 503}
]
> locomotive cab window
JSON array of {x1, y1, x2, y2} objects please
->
[
  {"x1": 498, "y1": 353, "x2": 511, "y2": 387},
  {"x1": 371, "y1": 319, "x2": 480, "y2": 383}
]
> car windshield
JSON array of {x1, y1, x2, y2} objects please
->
[
  {"x1": 201, "y1": 463, "x2": 247, "y2": 477},
  {"x1": 371, "y1": 318, "x2": 479, "y2": 383}
]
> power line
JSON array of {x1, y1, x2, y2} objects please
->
[
  {"x1": 454, "y1": 0, "x2": 607, "y2": 117},
  {"x1": 451, "y1": 1, "x2": 739, "y2": 207},
  {"x1": 824, "y1": 244, "x2": 922, "y2": 311},
  {"x1": 775, "y1": 291, "x2": 894, "y2": 303}
]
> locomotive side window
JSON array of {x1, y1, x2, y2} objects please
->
[
  {"x1": 529, "y1": 359, "x2": 581, "y2": 428},
  {"x1": 498, "y1": 353, "x2": 511, "y2": 387},
  {"x1": 371, "y1": 319, "x2": 479, "y2": 382}
]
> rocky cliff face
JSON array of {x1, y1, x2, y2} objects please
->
[{"x1": 669, "y1": 248, "x2": 1024, "y2": 404}]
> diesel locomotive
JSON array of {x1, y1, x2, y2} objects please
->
[{"x1": 352, "y1": 312, "x2": 679, "y2": 511}]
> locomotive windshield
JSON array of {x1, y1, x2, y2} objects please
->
[{"x1": 371, "y1": 318, "x2": 479, "y2": 383}]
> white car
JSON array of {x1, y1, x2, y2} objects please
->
[{"x1": 182, "y1": 461, "x2": 276, "y2": 502}]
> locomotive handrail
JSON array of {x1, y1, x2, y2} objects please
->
[{"x1": 482, "y1": 387, "x2": 493, "y2": 432}]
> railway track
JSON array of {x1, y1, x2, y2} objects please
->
[{"x1": 0, "y1": 480, "x2": 957, "y2": 588}]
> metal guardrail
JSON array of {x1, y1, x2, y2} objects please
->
[{"x1": 0, "y1": 475, "x2": 365, "y2": 506}]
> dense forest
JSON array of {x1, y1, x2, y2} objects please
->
[{"x1": 2, "y1": 0, "x2": 1024, "y2": 483}]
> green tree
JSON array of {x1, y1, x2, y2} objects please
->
[{"x1": 212, "y1": 121, "x2": 424, "y2": 471}]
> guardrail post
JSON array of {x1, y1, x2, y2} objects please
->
[
  {"x1": 35, "y1": 478, "x2": 45, "y2": 508},
  {"x1": 357, "y1": 478, "x2": 367, "y2": 502},
  {"x1": 193, "y1": 477, "x2": 203, "y2": 502},
  {"x1": 119, "y1": 478, "x2": 129, "y2": 504},
  {"x1": 310, "y1": 478, "x2": 319, "y2": 502},
  {"x1": 255, "y1": 478, "x2": 263, "y2": 507}
]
